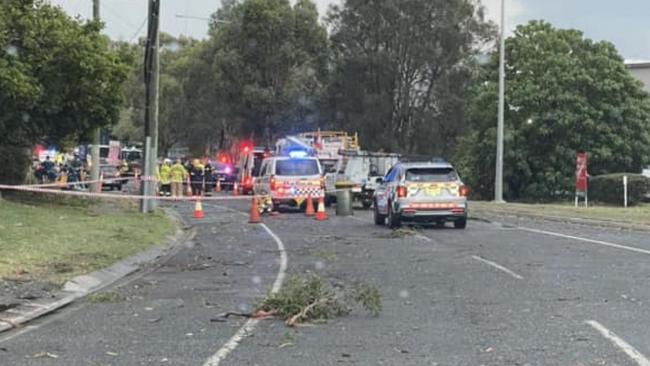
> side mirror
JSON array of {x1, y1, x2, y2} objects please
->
[{"x1": 375, "y1": 177, "x2": 384, "y2": 184}]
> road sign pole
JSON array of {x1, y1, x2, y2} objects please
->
[
  {"x1": 494, "y1": 0, "x2": 506, "y2": 203},
  {"x1": 90, "y1": 0, "x2": 101, "y2": 193},
  {"x1": 623, "y1": 175, "x2": 627, "y2": 208}
]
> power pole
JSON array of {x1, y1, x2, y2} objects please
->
[
  {"x1": 141, "y1": 0, "x2": 160, "y2": 213},
  {"x1": 494, "y1": 0, "x2": 506, "y2": 203},
  {"x1": 90, "y1": 0, "x2": 101, "y2": 193}
]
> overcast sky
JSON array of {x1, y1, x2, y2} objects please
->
[{"x1": 48, "y1": 0, "x2": 650, "y2": 61}]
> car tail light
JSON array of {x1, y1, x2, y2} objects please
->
[
  {"x1": 270, "y1": 175, "x2": 277, "y2": 191},
  {"x1": 459, "y1": 185, "x2": 469, "y2": 197},
  {"x1": 396, "y1": 186, "x2": 407, "y2": 198}
]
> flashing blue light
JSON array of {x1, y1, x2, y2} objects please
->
[{"x1": 288, "y1": 150, "x2": 308, "y2": 159}]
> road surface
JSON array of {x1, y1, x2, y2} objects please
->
[{"x1": 2, "y1": 197, "x2": 650, "y2": 366}]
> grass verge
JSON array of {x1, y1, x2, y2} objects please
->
[
  {"x1": 471, "y1": 201, "x2": 650, "y2": 227},
  {"x1": 0, "y1": 197, "x2": 175, "y2": 284}
]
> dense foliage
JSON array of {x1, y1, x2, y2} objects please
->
[
  {"x1": 590, "y1": 174, "x2": 650, "y2": 206},
  {"x1": 456, "y1": 21, "x2": 650, "y2": 200},
  {"x1": 0, "y1": 0, "x2": 128, "y2": 182},
  {"x1": 326, "y1": 0, "x2": 494, "y2": 156}
]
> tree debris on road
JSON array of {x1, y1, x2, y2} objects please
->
[{"x1": 255, "y1": 273, "x2": 382, "y2": 327}]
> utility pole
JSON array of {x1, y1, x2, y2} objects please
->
[
  {"x1": 494, "y1": 0, "x2": 506, "y2": 203},
  {"x1": 141, "y1": 0, "x2": 160, "y2": 213},
  {"x1": 90, "y1": 0, "x2": 101, "y2": 193}
]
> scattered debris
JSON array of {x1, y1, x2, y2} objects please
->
[
  {"x1": 147, "y1": 317, "x2": 162, "y2": 323},
  {"x1": 26, "y1": 351, "x2": 59, "y2": 359},
  {"x1": 85, "y1": 292, "x2": 123, "y2": 304},
  {"x1": 374, "y1": 228, "x2": 416, "y2": 239},
  {"x1": 277, "y1": 331, "x2": 297, "y2": 348},
  {"x1": 256, "y1": 273, "x2": 382, "y2": 327},
  {"x1": 106, "y1": 351, "x2": 119, "y2": 356}
]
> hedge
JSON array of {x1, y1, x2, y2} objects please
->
[{"x1": 589, "y1": 173, "x2": 650, "y2": 205}]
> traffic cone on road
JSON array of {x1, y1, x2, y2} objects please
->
[
  {"x1": 193, "y1": 196, "x2": 204, "y2": 219},
  {"x1": 216, "y1": 179, "x2": 222, "y2": 192},
  {"x1": 249, "y1": 197, "x2": 261, "y2": 224},
  {"x1": 314, "y1": 196, "x2": 328, "y2": 221},
  {"x1": 304, "y1": 194, "x2": 315, "y2": 216}
]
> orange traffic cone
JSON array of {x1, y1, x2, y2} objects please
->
[
  {"x1": 193, "y1": 196, "x2": 204, "y2": 219},
  {"x1": 232, "y1": 182, "x2": 239, "y2": 196},
  {"x1": 314, "y1": 196, "x2": 327, "y2": 221},
  {"x1": 216, "y1": 179, "x2": 222, "y2": 192},
  {"x1": 249, "y1": 197, "x2": 261, "y2": 223},
  {"x1": 304, "y1": 194, "x2": 315, "y2": 216}
]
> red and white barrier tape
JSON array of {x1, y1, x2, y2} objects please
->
[
  {"x1": 19, "y1": 176, "x2": 138, "y2": 189},
  {"x1": 0, "y1": 184, "x2": 342, "y2": 201}
]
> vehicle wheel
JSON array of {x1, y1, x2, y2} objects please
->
[
  {"x1": 454, "y1": 217, "x2": 467, "y2": 229},
  {"x1": 387, "y1": 203, "x2": 401, "y2": 229},
  {"x1": 325, "y1": 196, "x2": 333, "y2": 208},
  {"x1": 373, "y1": 204, "x2": 386, "y2": 226}
]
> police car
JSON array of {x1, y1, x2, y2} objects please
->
[
  {"x1": 373, "y1": 160, "x2": 468, "y2": 229},
  {"x1": 253, "y1": 150, "x2": 325, "y2": 210}
]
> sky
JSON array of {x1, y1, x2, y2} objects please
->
[{"x1": 48, "y1": 0, "x2": 650, "y2": 61}]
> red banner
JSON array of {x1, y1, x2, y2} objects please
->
[{"x1": 576, "y1": 152, "x2": 588, "y2": 193}]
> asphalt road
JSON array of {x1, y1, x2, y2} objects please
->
[{"x1": 2, "y1": 197, "x2": 650, "y2": 366}]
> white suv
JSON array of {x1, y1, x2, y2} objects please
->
[
  {"x1": 254, "y1": 155, "x2": 325, "y2": 210},
  {"x1": 374, "y1": 161, "x2": 469, "y2": 229}
]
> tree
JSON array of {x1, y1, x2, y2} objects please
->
[
  {"x1": 0, "y1": 0, "x2": 128, "y2": 183},
  {"x1": 455, "y1": 21, "x2": 650, "y2": 200},
  {"x1": 210, "y1": 0, "x2": 329, "y2": 145},
  {"x1": 326, "y1": 0, "x2": 494, "y2": 156}
]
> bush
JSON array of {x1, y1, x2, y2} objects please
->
[
  {"x1": 0, "y1": 146, "x2": 31, "y2": 185},
  {"x1": 589, "y1": 173, "x2": 650, "y2": 205}
]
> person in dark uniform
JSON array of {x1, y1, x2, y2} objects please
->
[
  {"x1": 189, "y1": 159, "x2": 205, "y2": 197},
  {"x1": 203, "y1": 161, "x2": 215, "y2": 196}
]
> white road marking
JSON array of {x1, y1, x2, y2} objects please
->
[
  {"x1": 471, "y1": 255, "x2": 523, "y2": 280},
  {"x1": 518, "y1": 227, "x2": 650, "y2": 256},
  {"x1": 202, "y1": 207, "x2": 288, "y2": 366},
  {"x1": 586, "y1": 320, "x2": 650, "y2": 366}
]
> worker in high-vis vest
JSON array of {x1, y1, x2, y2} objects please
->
[
  {"x1": 158, "y1": 159, "x2": 172, "y2": 196},
  {"x1": 170, "y1": 158, "x2": 188, "y2": 198}
]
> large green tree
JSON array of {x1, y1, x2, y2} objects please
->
[
  {"x1": 0, "y1": 0, "x2": 128, "y2": 183},
  {"x1": 456, "y1": 21, "x2": 650, "y2": 200},
  {"x1": 210, "y1": 0, "x2": 328, "y2": 145},
  {"x1": 326, "y1": 0, "x2": 494, "y2": 156}
]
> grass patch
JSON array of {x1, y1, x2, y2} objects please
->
[
  {"x1": 471, "y1": 201, "x2": 650, "y2": 227},
  {"x1": 0, "y1": 198, "x2": 174, "y2": 284},
  {"x1": 85, "y1": 291, "x2": 123, "y2": 304},
  {"x1": 256, "y1": 273, "x2": 382, "y2": 327}
]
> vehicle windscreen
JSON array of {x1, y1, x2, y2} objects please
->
[
  {"x1": 276, "y1": 159, "x2": 320, "y2": 176},
  {"x1": 405, "y1": 168, "x2": 457, "y2": 182},
  {"x1": 252, "y1": 153, "x2": 265, "y2": 176}
]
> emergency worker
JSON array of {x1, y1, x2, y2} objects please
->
[
  {"x1": 158, "y1": 159, "x2": 172, "y2": 196},
  {"x1": 189, "y1": 159, "x2": 205, "y2": 197},
  {"x1": 170, "y1": 158, "x2": 187, "y2": 198}
]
